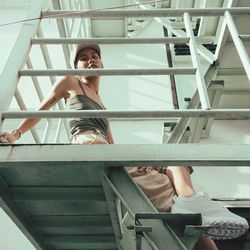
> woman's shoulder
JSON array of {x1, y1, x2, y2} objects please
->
[
  {"x1": 54, "y1": 76, "x2": 77, "y2": 89},
  {"x1": 60, "y1": 75, "x2": 77, "y2": 84}
]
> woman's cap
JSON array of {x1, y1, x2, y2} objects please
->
[{"x1": 71, "y1": 43, "x2": 101, "y2": 68}]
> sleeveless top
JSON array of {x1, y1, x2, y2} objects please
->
[{"x1": 68, "y1": 79, "x2": 109, "y2": 136}]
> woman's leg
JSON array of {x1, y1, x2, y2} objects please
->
[
  {"x1": 167, "y1": 166, "x2": 196, "y2": 196},
  {"x1": 169, "y1": 166, "x2": 249, "y2": 241},
  {"x1": 195, "y1": 237, "x2": 218, "y2": 250}
]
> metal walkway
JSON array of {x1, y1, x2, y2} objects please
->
[{"x1": 0, "y1": 144, "x2": 204, "y2": 250}]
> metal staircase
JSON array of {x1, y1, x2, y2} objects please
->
[{"x1": 0, "y1": 0, "x2": 250, "y2": 249}]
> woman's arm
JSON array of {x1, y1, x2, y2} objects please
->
[{"x1": 0, "y1": 76, "x2": 69, "y2": 143}]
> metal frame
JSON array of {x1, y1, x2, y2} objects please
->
[
  {"x1": 1, "y1": 2, "x2": 250, "y2": 249},
  {"x1": 165, "y1": 65, "x2": 219, "y2": 143},
  {"x1": 183, "y1": 12, "x2": 211, "y2": 109},
  {"x1": 0, "y1": 175, "x2": 49, "y2": 250},
  {"x1": 138, "y1": 3, "x2": 215, "y2": 64},
  {"x1": 41, "y1": 8, "x2": 250, "y2": 18},
  {"x1": 0, "y1": 0, "x2": 48, "y2": 127},
  {"x1": 102, "y1": 167, "x2": 198, "y2": 250},
  {"x1": 31, "y1": 37, "x2": 191, "y2": 44},
  {"x1": 224, "y1": 10, "x2": 250, "y2": 81},
  {"x1": 4, "y1": 109, "x2": 250, "y2": 120},
  {"x1": 19, "y1": 68, "x2": 196, "y2": 76},
  {"x1": 1, "y1": 144, "x2": 250, "y2": 166}
]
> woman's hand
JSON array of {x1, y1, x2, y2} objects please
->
[{"x1": 0, "y1": 130, "x2": 20, "y2": 143}]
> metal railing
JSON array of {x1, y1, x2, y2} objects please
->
[{"x1": 0, "y1": 1, "x2": 249, "y2": 144}]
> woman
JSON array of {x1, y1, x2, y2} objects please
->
[{"x1": 0, "y1": 43, "x2": 248, "y2": 249}]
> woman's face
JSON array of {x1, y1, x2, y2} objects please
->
[{"x1": 76, "y1": 48, "x2": 103, "y2": 69}]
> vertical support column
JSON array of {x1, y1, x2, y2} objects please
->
[
  {"x1": 224, "y1": 10, "x2": 250, "y2": 82},
  {"x1": 183, "y1": 12, "x2": 211, "y2": 110}
]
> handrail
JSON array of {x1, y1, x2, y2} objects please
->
[
  {"x1": 19, "y1": 68, "x2": 196, "y2": 76},
  {"x1": 41, "y1": 8, "x2": 250, "y2": 18},
  {"x1": 31, "y1": 37, "x2": 190, "y2": 44},
  {"x1": 3, "y1": 109, "x2": 250, "y2": 120}
]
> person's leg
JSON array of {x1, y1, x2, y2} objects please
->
[
  {"x1": 195, "y1": 237, "x2": 218, "y2": 250},
  {"x1": 167, "y1": 166, "x2": 195, "y2": 196},
  {"x1": 168, "y1": 166, "x2": 249, "y2": 240}
]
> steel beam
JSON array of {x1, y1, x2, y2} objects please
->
[
  {"x1": 41, "y1": 8, "x2": 250, "y2": 19},
  {"x1": 52, "y1": 0, "x2": 71, "y2": 68},
  {"x1": 183, "y1": 12, "x2": 211, "y2": 110},
  {"x1": 0, "y1": 175, "x2": 50, "y2": 250},
  {"x1": 31, "y1": 215, "x2": 112, "y2": 228},
  {"x1": 239, "y1": 35, "x2": 250, "y2": 41},
  {"x1": 165, "y1": 65, "x2": 218, "y2": 143},
  {"x1": 214, "y1": 0, "x2": 237, "y2": 60},
  {"x1": 224, "y1": 11, "x2": 250, "y2": 81},
  {"x1": 1, "y1": 144, "x2": 250, "y2": 166},
  {"x1": 101, "y1": 171, "x2": 126, "y2": 250},
  {"x1": 31, "y1": 37, "x2": 190, "y2": 44},
  {"x1": 10, "y1": 187, "x2": 105, "y2": 201},
  {"x1": 106, "y1": 168, "x2": 187, "y2": 250},
  {"x1": 19, "y1": 68, "x2": 196, "y2": 76},
  {"x1": 138, "y1": 4, "x2": 215, "y2": 64},
  {"x1": 3, "y1": 109, "x2": 250, "y2": 120}
]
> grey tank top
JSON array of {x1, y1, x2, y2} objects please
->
[{"x1": 68, "y1": 81, "x2": 109, "y2": 136}]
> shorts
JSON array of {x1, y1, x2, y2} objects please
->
[
  {"x1": 71, "y1": 129, "x2": 109, "y2": 144},
  {"x1": 125, "y1": 167, "x2": 175, "y2": 212}
]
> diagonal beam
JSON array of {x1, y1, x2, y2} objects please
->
[
  {"x1": 214, "y1": 0, "x2": 238, "y2": 61},
  {"x1": 165, "y1": 65, "x2": 218, "y2": 143},
  {"x1": 0, "y1": 0, "x2": 48, "y2": 114},
  {"x1": 106, "y1": 168, "x2": 188, "y2": 250},
  {"x1": 138, "y1": 4, "x2": 215, "y2": 64},
  {"x1": 101, "y1": 169, "x2": 123, "y2": 250},
  {"x1": 51, "y1": 0, "x2": 71, "y2": 68},
  {"x1": 224, "y1": 10, "x2": 250, "y2": 82},
  {"x1": 183, "y1": 12, "x2": 211, "y2": 109},
  {"x1": 0, "y1": 175, "x2": 51, "y2": 250}
]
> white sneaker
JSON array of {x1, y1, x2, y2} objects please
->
[{"x1": 171, "y1": 192, "x2": 249, "y2": 240}]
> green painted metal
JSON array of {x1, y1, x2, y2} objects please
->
[
  {"x1": 0, "y1": 154, "x2": 204, "y2": 250},
  {"x1": 2, "y1": 144, "x2": 250, "y2": 166},
  {"x1": 0, "y1": 161, "x2": 117, "y2": 250},
  {"x1": 102, "y1": 170, "x2": 124, "y2": 250},
  {"x1": 106, "y1": 167, "x2": 202, "y2": 250}
]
